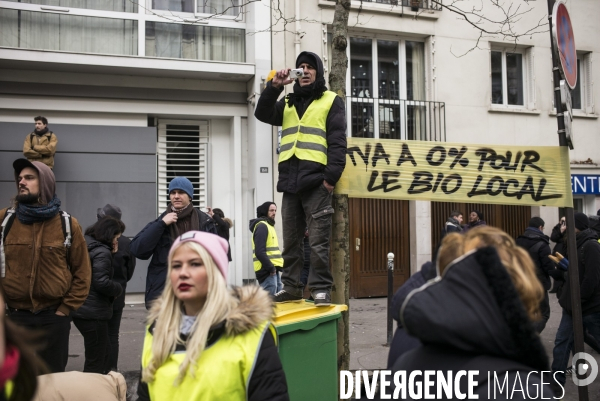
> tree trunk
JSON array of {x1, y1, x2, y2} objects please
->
[{"x1": 329, "y1": 0, "x2": 351, "y2": 377}]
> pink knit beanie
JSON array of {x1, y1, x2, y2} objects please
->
[{"x1": 169, "y1": 231, "x2": 229, "y2": 280}]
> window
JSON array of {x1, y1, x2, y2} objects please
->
[
  {"x1": 490, "y1": 47, "x2": 535, "y2": 108},
  {"x1": 157, "y1": 121, "x2": 210, "y2": 213},
  {"x1": 146, "y1": 22, "x2": 244, "y2": 62},
  {"x1": 0, "y1": 9, "x2": 138, "y2": 56},
  {"x1": 1, "y1": 1, "x2": 246, "y2": 61},
  {"x1": 571, "y1": 53, "x2": 595, "y2": 114},
  {"x1": 344, "y1": 36, "x2": 442, "y2": 140},
  {"x1": 4, "y1": 0, "x2": 137, "y2": 12},
  {"x1": 151, "y1": 0, "x2": 241, "y2": 17}
]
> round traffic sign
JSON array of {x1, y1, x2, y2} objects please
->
[{"x1": 552, "y1": 1, "x2": 577, "y2": 89}]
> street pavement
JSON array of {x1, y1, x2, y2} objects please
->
[{"x1": 65, "y1": 295, "x2": 600, "y2": 400}]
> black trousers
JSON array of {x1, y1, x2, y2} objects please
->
[
  {"x1": 73, "y1": 317, "x2": 110, "y2": 374},
  {"x1": 281, "y1": 185, "x2": 334, "y2": 296},
  {"x1": 7, "y1": 308, "x2": 71, "y2": 373},
  {"x1": 107, "y1": 306, "x2": 124, "y2": 371}
]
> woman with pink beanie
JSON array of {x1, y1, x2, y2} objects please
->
[{"x1": 137, "y1": 231, "x2": 289, "y2": 401}]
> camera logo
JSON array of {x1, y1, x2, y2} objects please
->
[{"x1": 572, "y1": 352, "x2": 598, "y2": 386}]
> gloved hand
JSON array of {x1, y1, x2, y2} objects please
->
[{"x1": 549, "y1": 252, "x2": 569, "y2": 271}]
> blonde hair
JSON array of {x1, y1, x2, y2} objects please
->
[
  {"x1": 437, "y1": 226, "x2": 544, "y2": 321},
  {"x1": 141, "y1": 241, "x2": 236, "y2": 384}
]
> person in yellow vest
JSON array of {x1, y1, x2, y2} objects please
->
[
  {"x1": 137, "y1": 231, "x2": 289, "y2": 401},
  {"x1": 249, "y1": 201, "x2": 284, "y2": 296},
  {"x1": 23, "y1": 117, "x2": 58, "y2": 170},
  {"x1": 255, "y1": 51, "x2": 347, "y2": 306}
]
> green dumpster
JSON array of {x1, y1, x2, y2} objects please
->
[{"x1": 273, "y1": 301, "x2": 348, "y2": 401}]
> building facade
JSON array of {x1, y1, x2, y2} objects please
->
[
  {"x1": 268, "y1": 0, "x2": 599, "y2": 295},
  {"x1": 0, "y1": 0, "x2": 276, "y2": 292}
]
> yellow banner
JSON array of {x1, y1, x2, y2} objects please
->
[{"x1": 335, "y1": 138, "x2": 573, "y2": 207}]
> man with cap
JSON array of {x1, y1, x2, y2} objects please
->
[
  {"x1": 130, "y1": 177, "x2": 217, "y2": 309},
  {"x1": 249, "y1": 202, "x2": 283, "y2": 296},
  {"x1": 97, "y1": 204, "x2": 136, "y2": 371},
  {"x1": 0, "y1": 159, "x2": 91, "y2": 373},
  {"x1": 254, "y1": 51, "x2": 347, "y2": 306},
  {"x1": 549, "y1": 212, "x2": 600, "y2": 392}
]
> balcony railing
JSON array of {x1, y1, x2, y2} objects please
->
[
  {"x1": 348, "y1": 97, "x2": 446, "y2": 142},
  {"x1": 328, "y1": 0, "x2": 443, "y2": 11}
]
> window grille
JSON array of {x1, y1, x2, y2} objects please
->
[{"x1": 157, "y1": 121, "x2": 209, "y2": 213}]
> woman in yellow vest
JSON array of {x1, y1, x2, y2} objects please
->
[{"x1": 137, "y1": 231, "x2": 289, "y2": 401}]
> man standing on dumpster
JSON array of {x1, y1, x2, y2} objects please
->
[{"x1": 254, "y1": 51, "x2": 347, "y2": 306}]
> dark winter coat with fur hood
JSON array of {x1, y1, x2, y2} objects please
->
[
  {"x1": 391, "y1": 247, "x2": 555, "y2": 400},
  {"x1": 137, "y1": 286, "x2": 289, "y2": 401}
]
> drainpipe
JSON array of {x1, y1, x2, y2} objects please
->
[{"x1": 295, "y1": 0, "x2": 301, "y2": 56}]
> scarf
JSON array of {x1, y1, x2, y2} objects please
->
[
  {"x1": 34, "y1": 127, "x2": 49, "y2": 136},
  {"x1": 166, "y1": 203, "x2": 199, "y2": 240},
  {"x1": 16, "y1": 194, "x2": 61, "y2": 224},
  {"x1": 286, "y1": 81, "x2": 316, "y2": 113}
]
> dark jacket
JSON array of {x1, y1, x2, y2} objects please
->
[
  {"x1": 550, "y1": 222, "x2": 566, "y2": 256},
  {"x1": 72, "y1": 235, "x2": 122, "y2": 321},
  {"x1": 137, "y1": 286, "x2": 289, "y2": 401},
  {"x1": 112, "y1": 235, "x2": 136, "y2": 311},
  {"x1": 438, "y1": 217, "x2": 463, "y2": 249},
  {"x1": 559, "y1": 228, "x2": 600, "y2": 316},
  {"x1": 516, "y1": 227, "x2": 562, "y2": 290},
  {"x1": 464, "y1": 219, "x2": 486, "y2": 232},
  {"x1": 249, "y1": 217, "x2": 279, "y2": 283},
  {"x1": 212, "y1": 213, "x2": 232, "y2": 261},
  {"x1": 391, "y1": 248, "x2": 553, "y2": 400},
  {"x1": 254, "y1": 59, "x2": 347, "y2": 194},
  {"x1": 130, "y1": 209, "x2": 216, "y2": 309},
  {"x1": 387, "y1": 261, "x2": 436, "y2": 368}
]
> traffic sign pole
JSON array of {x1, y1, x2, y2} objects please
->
[{"x1": 547, "y1": 1, "x2": 587, "y2": 400}]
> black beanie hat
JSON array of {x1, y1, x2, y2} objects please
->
[
  {"x1": 574, "y1": 212, "x2": 589, "y2": 231},
  {"x1": 257, "y1": 201, "x2": 276, "y2": 218},
  {"x1": 97, "y1": 204, "x2": 122, "y2": 220},
  {"x1": 296, "y1": 52, "x2": 318, "y2": 69},
  {"x1": 597, "y1": 208, "x2": 600, "y2": 216}
]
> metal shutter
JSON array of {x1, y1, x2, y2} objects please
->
[{"x1": 157, "y1": 121, "x2": 210, "y2": 214}]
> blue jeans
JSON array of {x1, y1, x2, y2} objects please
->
[
  {"x1": 260, "y1": 273, "x2": 283, "y2": 296},
  {"x1": 551, "y1": 310, "x2": 600, "y2": 385}
]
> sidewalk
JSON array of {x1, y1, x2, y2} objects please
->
[{"x1": 66, "y1": 296, "x2": 600, "y2": 400}]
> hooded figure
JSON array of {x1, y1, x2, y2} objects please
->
[
  {"x1": 249, "y1": 202, "x2": 283, "y2": 295},
  {"x1": 1, "y1": 159, "x2": 91, "y2": 374},
  {"x1": 391, "y1": 227, "x2": 556, "y2": 399},
  {"x1": 254, "y1": 52, "x2": 347, "y2": 305}
]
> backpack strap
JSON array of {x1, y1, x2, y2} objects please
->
[
  {"x1": 529, "y1": 240, "x2": 545, "y2": 258},
  {"x1": 1, "y1": 208, "x2": 17, "y2": 278},
  {"x1": 59, "y1": 210, "x2": 72, "y2": 270}
]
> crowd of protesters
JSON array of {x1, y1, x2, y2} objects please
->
[{"x1": 2, "y1": 56, "x2": 598, "y2": 401}]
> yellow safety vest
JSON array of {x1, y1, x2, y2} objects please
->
[
  {"x1": 141, "y1": 321, "x2": 276, "y2": 401},
  {"x1": 252, "y1": 221, "x2": 284, "y2": 271},
  {"x1": 279, "y1": 91, "x2": 338, "y2": 166}
]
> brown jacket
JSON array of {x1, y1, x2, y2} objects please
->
[
  {"x1": 0, "y1": 208, "x2": 91, "y2": 315},
  {"x1": 23, "y1": 131, "x2": 58, "y2": 169}
]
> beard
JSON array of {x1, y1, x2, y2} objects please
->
[{"x1": 16, "y1": 192, "x2": 39, "y2": 204}]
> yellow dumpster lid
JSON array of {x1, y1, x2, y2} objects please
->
[{"x1": 273, "y1": 300, "x2": 348, "y2": 327}]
